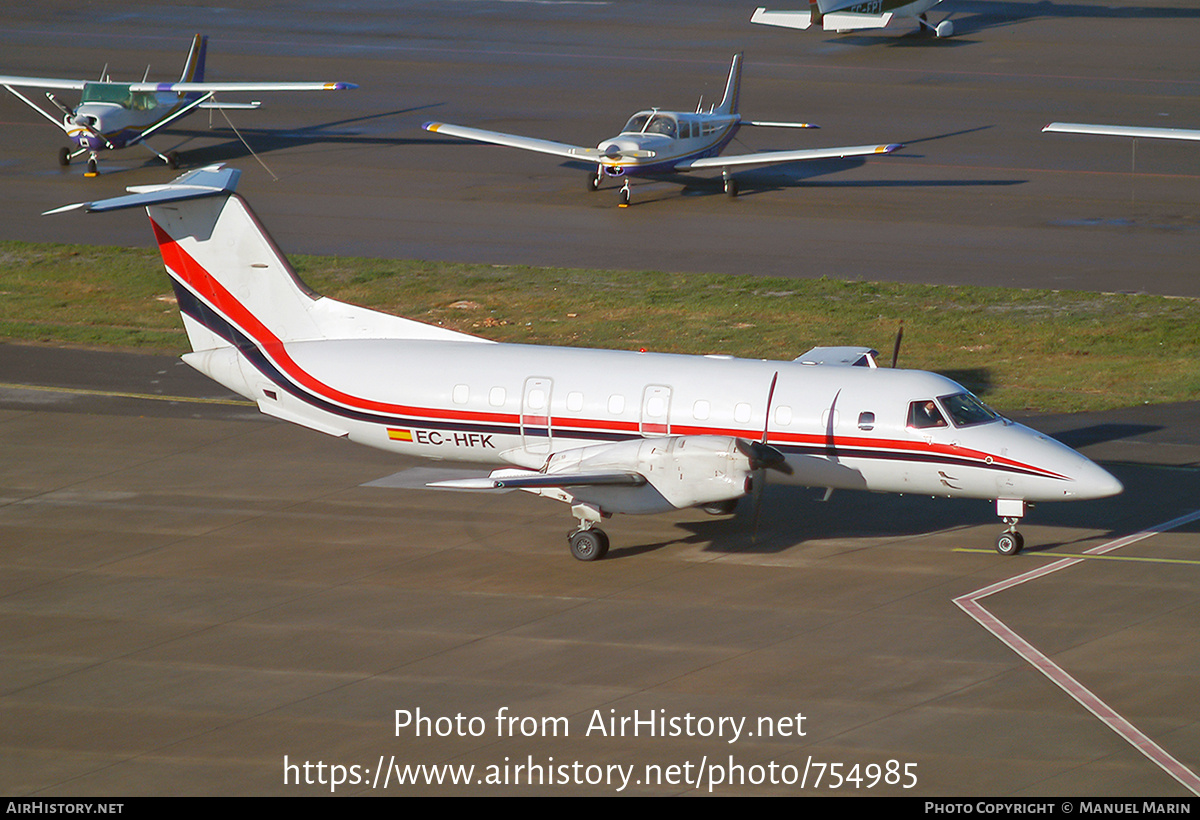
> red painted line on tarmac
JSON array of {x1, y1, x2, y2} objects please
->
[{"x1": 954, "y1": 509, "x2": 1200, "y2": 795}]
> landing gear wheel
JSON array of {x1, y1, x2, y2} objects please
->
[
  {"x1": 724, "y1": 177, "x2": 739, "y2": 198},
  {"x1": 58, "y1": 147, "x2": 71, "y2": 167},
  {"x1": 588, "y1": 175, "x2": 600, "y2": 192},
  {"x1": 166, "y1": 151, "x2": 179, "y2": 170},
  {"x1": 619, "y1": 184, "x2": 631, "y2": 207},
  {"x1": 701, "y1": 499, "x2": 738, "y2": 516},
  {"x1": 569, "y1": 528, "x2": 609, "y2": 561},
  {"x1": 85, "y1": 157, "x2": 98, "y2": 177},
  {"x1": 995, "y1": 531, "x2": 1024, "y2": 556}
]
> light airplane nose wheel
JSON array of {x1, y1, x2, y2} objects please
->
[
  {"x1": 85, "y1": 156, "x2": 98, "y2": 177},
  {"x1": 995, "y1": 521, "x2": 1025, "y2": 555}
]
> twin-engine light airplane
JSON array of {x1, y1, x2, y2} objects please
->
[
  {"x1": 0, "y1": 34, "x2": 356, "y2": 177},
  {"x1": 48, "y1": 166, "x2": 1122, "y2": 561},
  {"x1": 752, "y1": 1, "x2": 954, "y2": 37},
  {"x1": 423, "y1": 53, "x2": 900, "y2": 205}
]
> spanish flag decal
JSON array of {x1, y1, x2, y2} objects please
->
[{"x1": 388, "y1": 428, "x2": 414, "y2": 442}]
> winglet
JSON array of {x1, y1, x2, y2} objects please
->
[{"x1": 44, "y1": 165, "x2": 240, "y2": 215}]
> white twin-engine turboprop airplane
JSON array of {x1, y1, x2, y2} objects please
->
[
  {"x1": 423, "y1": 53, "x2": 901, "y2": 205},
  {"x1": 752, "y1": 1, "x2": 954, "y2": 38},
  {"x1": 0, "y1": 34, "x2": 356, "y2": 177},
  {"x1": 48, "y1": 166, "x2": 1123, "y2": 561}
]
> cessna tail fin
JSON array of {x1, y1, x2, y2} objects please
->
[
  {"x1": 715, "y1": 53, "x2": 742, "y2": 116},
  {"x1": 179, "y1": 34, "x2": 207, "y2": 83}
]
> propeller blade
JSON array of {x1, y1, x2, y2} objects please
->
[
  {"x1": 891, "y1": 321, "x2": 904, "y2": 368},
  {"x1": 44, "y1": 93, "x2": 72, "y2": 117}
]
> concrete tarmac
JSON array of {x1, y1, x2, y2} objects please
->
[{"x1": 1, "y1": 0, "x2": 1199, "y2": 798}]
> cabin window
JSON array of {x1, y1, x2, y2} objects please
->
[
  {"x1": 858, "y1": 411, "x2": 875, "y2": 431},
  {"x1": 566, "y1": 391, "x2": 584, "y2": 412},
  {"x1": 692, "y1": 400, "x2": 710, "y2": 420},
  {"x1": 453, "y1": 384, "x2": 469, "y2": 405},
  {"x1": 645, "y1": 114, "x2": 676, "y2": 137},
  {"x1": 608, "y1": 394, "x2": 625, "y2": 415},
  {"x1": 774, "y1": 405, "x2": 793, "y2": 426},
  {"x1": 489, "y1": 387, "x2": 506, "y2": 407},
  {"x1": 680, "y1": 121, "x2": 692, "y2": 139},
  {"x1": 735, "y1": 402, "x2": 752, "y2": 424},
  {"x1": 908, "y1": 400, "x2": 947, "y2": 429}
]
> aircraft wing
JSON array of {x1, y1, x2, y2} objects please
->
[
  {"x1": 423, "y1": 121, "x2": 589, "y2": 160},
  {"x1": 1043, "y1": 122, "x2": 1200, "y2": 142},
  {"x1": 0, "y1": 75, "x2": 87, "y2": 90},
  {"x1": 429, "y1": 469, "x2": 646, "y2": 491},
  {"x1": 129, "y1": 81, "x2": 356, "y2": 92},
  {"x1": 677, "y1": 142, "x2": 901, "y2": 171}
]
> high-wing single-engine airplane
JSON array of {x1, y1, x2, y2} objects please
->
[
  {"x1": 423, "y1": 53, "x2": 900, "y2": 205},
  {"x1": 0, "y1": 34, "x2": 356, "y2": 177},
  {"x1": 48, "y1": 166, "x2": 1122, "y2": 560},
  {"x1": 752, "y1": 1, "x2": 955, "y2": 37},
  {"x1": 1043, "y1": 122, "x2": 1200, "y2": 143}
]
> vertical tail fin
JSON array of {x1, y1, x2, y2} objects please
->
[
  {"x1": 45, "y1": 166, "x2": 484, "y2": 357},
  {"x1": 714, "y1": 53, "x2": 742, "y2": 116},
  {"x1": 179, "y1": 34, "x2": 207, "y2": 83}
]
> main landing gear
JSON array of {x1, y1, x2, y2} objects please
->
[
  {"x1": 994, "y1": 499, "x2": 1027, "y2": 555},
  {"x1": 568, "y1": 503, "x2": 609, "y2": 561},
  {"x1": 722, "y1": 169, "x2": 738, "y2": 198}
]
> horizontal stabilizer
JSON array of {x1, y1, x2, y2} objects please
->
[
  {"x1": 198, "y1": 101, "x2": 262, "y2": 110},
  {"x1": 823, "y1": 11, "x2": 894, "y2": 30},
  {"x1": 1043, "y1": 122, "x2": 1200, "y2": 142},
  {"x1": 745, "y1": 120, "x2": 819, "y2": 129},
  {"x1": 750, "y1": 8, "x2": 814, "y2": 30},
  {"x1": 44, "y1": 165, "x2": 240, "y2": 215}
]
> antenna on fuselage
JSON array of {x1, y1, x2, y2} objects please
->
[
  {"x1": 99, "y1": 64, "x2": 109, "y2": 82},
  {"x1": 695, "y1": 95, "x2": 703, "y2": 113},
  {"x1": 142, "y1": 65, "x2": 151, "y2": 82}
]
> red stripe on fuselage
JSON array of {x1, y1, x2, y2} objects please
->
[{"x1": 150, "y1": 218, "x2": 1065, "y2": 480}]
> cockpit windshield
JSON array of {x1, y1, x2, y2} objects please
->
[
  {"x1": 80, "y1": 82, "x2": 158, "y2": 111},
  {"x1": 621, "y1": 111, "x2": 676, "y2": 138},
  {"x1": 622, "y1": 113, "x2": 651, "y2": 134},
  {"x1": 938, "y1": 392, "x2": 1001, "y2": 427}
]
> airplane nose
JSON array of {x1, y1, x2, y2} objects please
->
[{"x1": 1072, "y1": 459, "x2": 1123, "y2": 500}]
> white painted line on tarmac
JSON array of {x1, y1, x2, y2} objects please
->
[{"x1": 954, "y1": 509, "x2": 1200, "y2": 796}]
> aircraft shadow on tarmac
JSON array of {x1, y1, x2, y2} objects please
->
[
  {"x1": 111, "y1": 106, "x2": 444, "y2": 172},
  {"x1": 600, "y1": 458, "x2": 1198, "y2": 560}
]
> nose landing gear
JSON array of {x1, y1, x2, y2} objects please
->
[{"x1": 994, "y1": 499, "x2": 1027, "y2": 555}]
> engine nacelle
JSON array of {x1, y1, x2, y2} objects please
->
[{"x1": 544, "y1": 435, "x2": 752, "y2": 512}]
